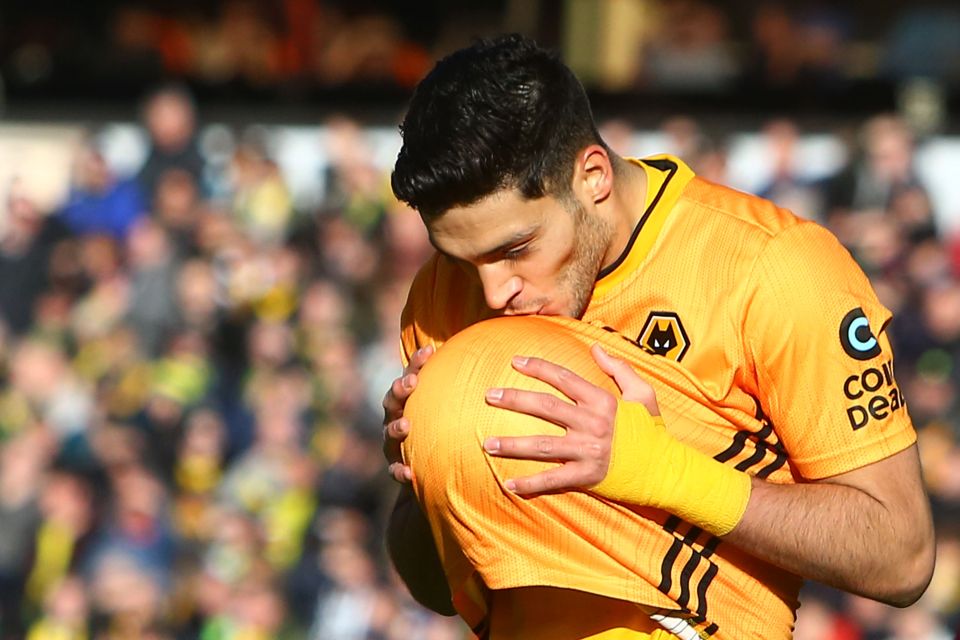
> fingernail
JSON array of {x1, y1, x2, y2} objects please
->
[
  {"x1": 512, "y1": 356, "x2": 529, "y2": 367},
  {"x1": 486, "y1": 388, "x2": 503, "y2": 402},
  {"x1": 484, "y1": 437, "x2": 500, "y2": 453},
  {"x1": 504, "y1": 479, "x2": 517, "y2": 492},
  {"x1": 403, "y1": 467, "x2": 413, "y2": 482}
]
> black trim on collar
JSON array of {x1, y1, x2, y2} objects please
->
[{"x1": 596, "y1": 158, "x2": 679, "y2": 280}]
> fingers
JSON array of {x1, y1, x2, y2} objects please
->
[
  {"x1": 591, "y1": 344, "x2": 660, "y2": 415},
  {"x1": 407, "y1": 344, "x2": 434, "y2": 374},
  {"x1": 484, "y1": 432, "x2": 609, "y2": 466},
  {"x1": 502, "y1": 462, "x2": 606, "y2": 495},
  {"x1": 483, "y1": 432, "x2": 609, "y2": 488},
  {"x1": 485, "y1": 387, "x2": 587, "y2": 431},
  {"x1": 384, "y1": 416, "x2": 410, "y2": 444},
  {"x1": 380, "y1": 344, "x2": 434, "y2": 486},
  {"x1": 388, "y1": 462, "x2": 413, "y2": 484},
  {"x1": 382, "y1": 416, "x2": 408, "y2": 463},
  {"x1": 381, "y1": 345, "x2": 435, "y2": 423},
  {"x1": 510, "y1": 355, "x2": 613, "y2": 409},
  {"x1": 382, "y1": 373, "x2": 417, "y2": 423},
  {"x1": 483, "y1": 434, "x2": 580, "y2": 460},
  {"x1": 480, "y1": 348, "x2": 656, "y2": 496},
  {"x1": 383, "y1": 417, "x2": 413, "y2": 484}
]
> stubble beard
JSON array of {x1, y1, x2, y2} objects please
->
[{"x1": 559, "y1": 202, "x2": 613, "y2": 319}]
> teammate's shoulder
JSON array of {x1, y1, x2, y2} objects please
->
[
  {"x1": 404, "y1": 252, "x2": 490, "y2": 342},
  {"x1": 409, "y1": 251, "x2": 443, "y2": 289},
  {"x1": 408, "y1": 252, "x2": 461, "y2": 298}
]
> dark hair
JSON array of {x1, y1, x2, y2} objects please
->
[{"x1": 392, "y1": 34, "x2": 606, "y2": 218}]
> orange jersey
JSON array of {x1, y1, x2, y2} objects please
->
[
  {"x1": 399, "y1": 156, "x2": 916, "y2": 638},
  {"x1": 404, "y1": 316, "x2": 798, "y2": 639}
]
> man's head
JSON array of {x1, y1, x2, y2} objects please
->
[
  {"x1": 392, "y1": 33, "x2": 604, "y2": 216},
  {"x1": 392, "y1": 34, "x2": 618, "y2": 318}
]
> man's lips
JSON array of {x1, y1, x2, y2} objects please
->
[{"x1": 504, "y1": 305, "x2": 546, "y2": 316}]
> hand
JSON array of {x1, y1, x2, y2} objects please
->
[
  {"x1": 482, "y1": 344, "x2": 659, "y2": 495},
  {"x1": 382, "y1": 345, "x2": 434, "y2": 483}
]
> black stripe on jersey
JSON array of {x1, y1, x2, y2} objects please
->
[
  {"x1": 676, "y1": 524, "x2": 703, "y2": 610},
  {"x1": 752, "y1": 401, "x2": 788, "y2": 477},
  {"x1": 658, "y1": 535, "x2": 684, "y2": 594},
  {"x1": 696, "y1": 562, "x2": 720, "y2": 619},
  {"x1": 596, "y1": 159, "x2": 678, "y2": 280},
  {"x1": 714, "y1": 428, "x2": 753, "y2": 463},
  {"x1": 688, "y1": 531, "x2": 721, "y2": 614},
  {"x1": 658, "y1": 516, "x2": 721, "y2": 619},
  {"x1": 663, "y1": 515, "x2": 683, "y2": 535},
  {"x1": 734, "y1": 442, "x2": 768, "y2": 472},
  {"x1": 702, "y1": 534, "x2": 720, "y2": 557},
  {"x1": 714, "y1": 399, "x2": 788, "y2": 478},
  {"x1": 676, "y1": 548, "x2": 701, "y2": 609},
  {"x1": 756, "y1": 450, "x2": 788, "y2": 479}
]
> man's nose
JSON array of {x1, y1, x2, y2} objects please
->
[{"x1": 478, "y1": 265, "x2": 521, "y2": 310}]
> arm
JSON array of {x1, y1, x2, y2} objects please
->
[
  {"x1": 726, "y1": 445, "x2": 934, "y2": 607},
  {"x1": 381, "y1": 344, "x2": 454, "y2": 614},
  {"x1": 484, "y1": 349, "x2": 935, "y2": 607},
  {"x1": 386, "y1": 485, "x2": 456, "y2": 615},
  {"x1": 726, "y1": 221, "x2": 933, "y2": 604}
]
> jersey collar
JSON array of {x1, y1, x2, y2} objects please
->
[{"x1": 593, "y1": 155, "x2": 695, "y2": 299}]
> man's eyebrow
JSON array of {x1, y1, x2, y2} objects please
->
[{"x1": 474, "y1": 226, "x2": 539, "y2": 261}]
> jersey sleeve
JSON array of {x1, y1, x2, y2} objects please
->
[
  {"x1": 399, "y1": 253, "x2": 446, "y2": 367},
  {"x1": 743, "y1": 221, "x2": 916, "y2": 480},
  {"x1": 399, "y1": 269, "x2": 428, "y2": 368},
  {"x1": 399, "y1": 252, "x2": 497, "y2": 367}
]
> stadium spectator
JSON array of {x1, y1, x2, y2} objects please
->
[
  {"x1": 136, "y1": 85, "x2": 206, "y2": 203},
  {"x1": 0, "y1": 185, "x2": 70, "y2": 336},
  {"x1": 228, "y1": 136, "x2": 294, "y2": 247},
  {"x1": 125, "y1": 219, "x2": 182, "y2": 357},
  {"x1": 59, "y1": 139, "x2": 146, "y2": 241},
  {"x1": 825, "y1": 114, "x2": 928, "y2": 221},
  {"x1": 754, "y1": 118, "x2": 827, "y2": 223}
]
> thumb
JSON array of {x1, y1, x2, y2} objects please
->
[{"x1": 591, "y1": 344, "x2": 660, "y2": 415}]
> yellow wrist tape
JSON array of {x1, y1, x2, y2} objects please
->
[{"x1": 592, "y1": 400, "x2": 752, "y2": 538}]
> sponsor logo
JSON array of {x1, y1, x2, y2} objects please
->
[
  {"x1": 839, "y1": 307, "x2": 881, "y2": 360},
  {"x1": 638, "y1": 312, "x2": 690, "y2": 362},
  {"x1": 843, "y1": 358, "x2": 905, "y2": 430}
]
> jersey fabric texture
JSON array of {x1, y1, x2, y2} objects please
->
[
  {"x1": 405, "y1": 315, "x2": 784, "y2": 639},
  {"x1": 398, "y1": 155, "x2": 916, "y2": 639}
]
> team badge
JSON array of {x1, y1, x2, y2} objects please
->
[
  {"x1": 839, "y1": 307, "x2": 881, "y2": 360},
  {"x1": 638, "y1": 311, "x2": 690, "y2": 362}
]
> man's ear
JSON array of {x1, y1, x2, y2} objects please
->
[{"x1": 572, "y1": 145, "x2": 614, "y2": 205}]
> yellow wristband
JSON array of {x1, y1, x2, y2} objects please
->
[{"x1": 591, "y1": 400, "x2": 751, "y2": 537}]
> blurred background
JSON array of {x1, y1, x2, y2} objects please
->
[{"x1": 1, "y1": 1, "x2": 960, "y2": 639}]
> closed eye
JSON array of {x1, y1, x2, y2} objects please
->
[{"x1": 502, "y1": 243, "x2": 532, "y2": 262}]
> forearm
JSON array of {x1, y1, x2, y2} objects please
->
[
  {"x1": 386, "y1": 485, "x2": 456, "y2": 616},
  {"x1": 724, "y1": 464, "x2": 934, "y2": 606},
  {"x1": 592, "y1": 401, "x2": 933, "y2": 606}
]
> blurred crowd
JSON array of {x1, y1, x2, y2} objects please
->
[
  {"x1": 3, "y1": 0, "x2": 960, "y2": 99},
  {"x1": 0, "y1": 85, "x2": 456, "y2": 640},
  {"x1": 1, "y1": 83, "x2": 960, "y2": 640}
]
